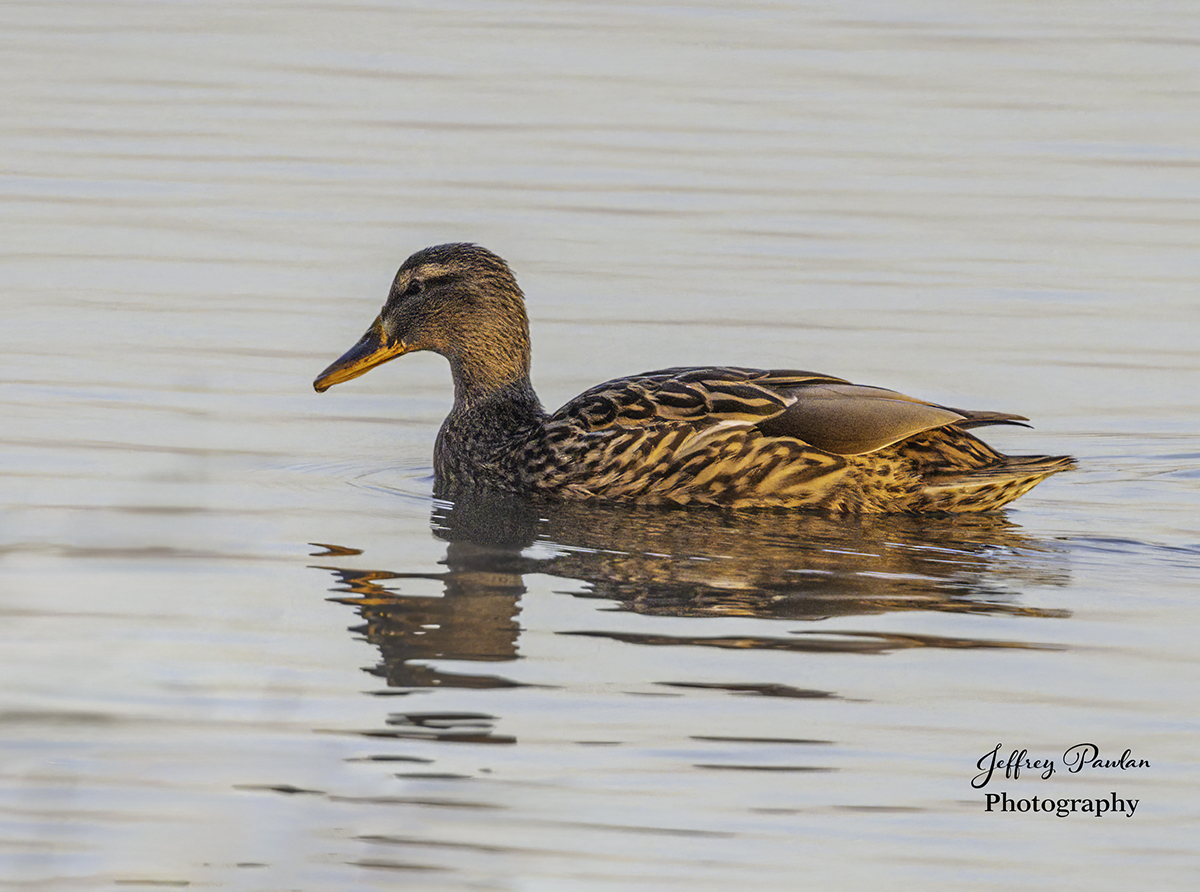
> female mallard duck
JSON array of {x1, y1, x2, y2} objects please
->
[{"x1": 314, "y1": 243, "x2": 1074, "y2": 513}]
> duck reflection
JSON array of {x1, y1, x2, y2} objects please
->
[
  {"x1": 314, "y1": 544, "x2": 528, "y2": 691},
  {"x1": 311, "y1": 489, "x2": 1071, "y2": 692}
]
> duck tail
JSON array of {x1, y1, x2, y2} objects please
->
[
  {"x1": 949, "y1": 409, "x2": 1033, "y2": 430},
  {"x1": 919, "y1": 454, "x2": 1076, "y2": 512}
]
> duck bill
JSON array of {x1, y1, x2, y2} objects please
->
[{"x1": 313, "y1": 317, "x2": 409, "y2": 392}]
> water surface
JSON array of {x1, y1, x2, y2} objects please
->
[{"x1": 3, "y1": 1, "x2": 1199, "y2": 889}]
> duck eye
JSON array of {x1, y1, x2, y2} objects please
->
[{"x1": 403, "y1": 278, "x2": 424, "y2": 297}]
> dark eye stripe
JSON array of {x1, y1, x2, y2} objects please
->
[{"x1": 401, "y1": 273, "x2": 456, "y2": 299}]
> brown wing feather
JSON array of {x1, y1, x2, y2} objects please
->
[
  {"x1": 554, "y1": 367, "x2": 848, "y2": 429},
  {"x1": 754, "y1": 384, "x2": 968, "y2": 455},
  {"x1": 555, "y1": 367, "x2": 1018, "y2": 458}
]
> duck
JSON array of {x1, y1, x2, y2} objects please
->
[{"x1": 314, "y1": 243, "x2": 1074, "y2": 513}]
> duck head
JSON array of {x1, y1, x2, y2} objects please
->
[{"x1": 313, "y1": 243, "x2": 532, "y2": 401}]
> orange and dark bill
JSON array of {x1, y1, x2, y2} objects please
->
[{"x1": 313, "y1": 316, "x2": 409, "y2": 392}]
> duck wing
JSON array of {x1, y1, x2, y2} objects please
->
[{"x1": 555, "y1": 367, "x2": 1028, "y2": 457}]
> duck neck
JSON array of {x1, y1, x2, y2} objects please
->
[
  {"x1": 443, "y1": 333, "x2": 545, "y2": 442},
  {"x1": 436, "y1": 369, "x2": 546, "y2": 490},
  {"x1": 449, "y1": 367, "x2": 542, "y2": 419},
  {"x1": 448, "y1": 348, "x2": 539, "y2": 409}
]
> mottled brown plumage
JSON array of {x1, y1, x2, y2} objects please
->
[{"x1": 314, "y1": 243, "x2": 1074, "y2": 512}]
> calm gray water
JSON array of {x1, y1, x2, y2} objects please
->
[{"x1": 3, "y1": 1, "x2": 1199, "y2": 889}]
